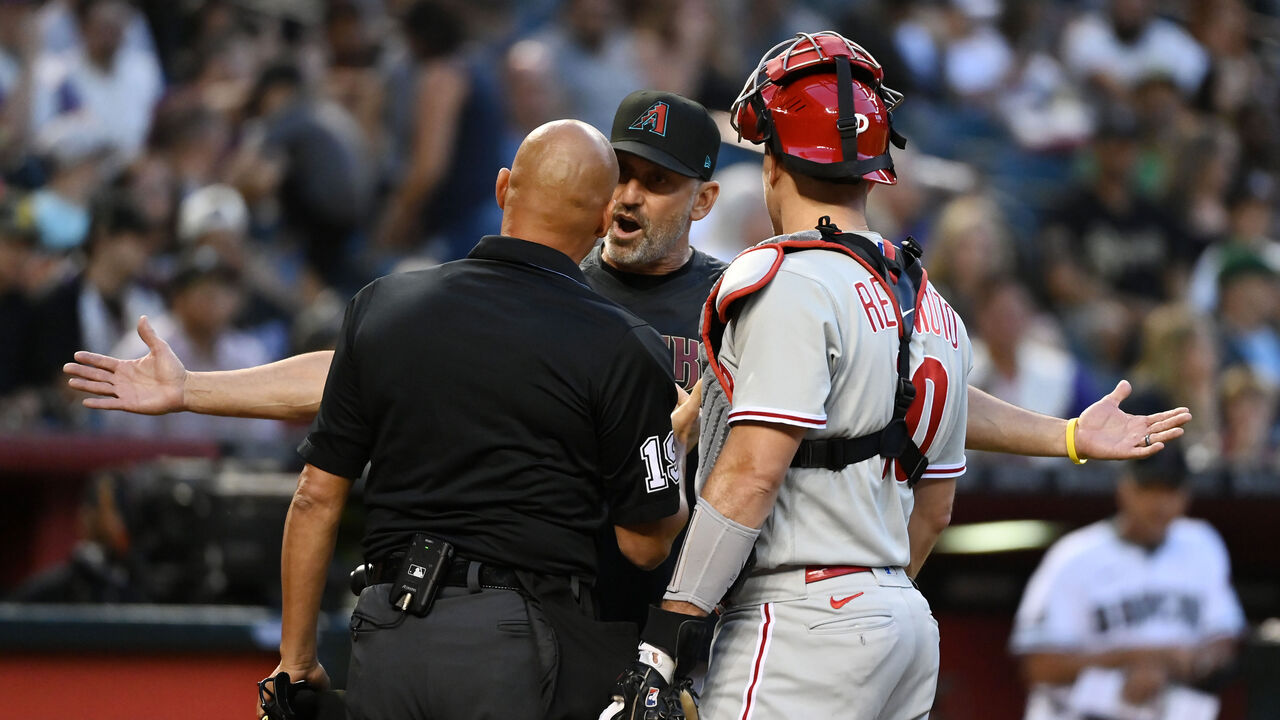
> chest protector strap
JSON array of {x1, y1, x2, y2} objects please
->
[{"x1": 700, "y1": 217, "x2": 931, "y2": 486}]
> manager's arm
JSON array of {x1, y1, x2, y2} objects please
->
[{"x1": 65, "y1": 316, "x2": 332, "y2": 422}]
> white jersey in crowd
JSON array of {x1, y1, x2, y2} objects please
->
[
  {"x1": 698, "y1": 229, "x2": 973, "y2": 573},
  {"x1": 1010, "y1": 517, "x2": 1246, "y2": 720}
]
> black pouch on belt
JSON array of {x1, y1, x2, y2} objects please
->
[
  {"x1": 389, "y1": 533, "x2": 454, "y2": 616},
  {"x1": 514, "y1": 569, "x2": 639, "y2": 720}
]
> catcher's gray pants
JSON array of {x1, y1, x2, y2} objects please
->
[
  {"x1": 699, "y1": 567, "x2": 940, "y2": 720},
  {"x1": 345, "y1": 582, "x2": 556, "y2": 720}
]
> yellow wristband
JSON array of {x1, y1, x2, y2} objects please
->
[{"x1": 1066, "y1": 417, "x2": 1087, "y2": 465}]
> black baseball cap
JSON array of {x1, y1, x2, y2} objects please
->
[
  {"x1": 1127, "y1": 450, "x2": 1189, "y2": 489},
  {"x1": 610, "y1": 90, "x2": 720, "y2": 181}
]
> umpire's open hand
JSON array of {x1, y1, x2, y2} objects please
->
[{"x1": 64, "y1": 315, "x2": 188, "y2": 415}]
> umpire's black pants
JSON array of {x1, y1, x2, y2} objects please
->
[{"x1": 346, "y1": 582, "x2": 556, "y2": 720}]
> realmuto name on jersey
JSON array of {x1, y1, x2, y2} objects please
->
[
  {"x1": 854, "y1": 280, "x2": 960, "y2": 350},
  {"x1": 914, "y1": 284, "x2": 960, "y2": 349}
]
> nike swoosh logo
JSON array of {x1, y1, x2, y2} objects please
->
[{"x1": 829, "y1": 592, "x2": 864, "y2": 609}]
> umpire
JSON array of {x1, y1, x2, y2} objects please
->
[{"x1": 264, "y1": 120, "x2": 689, "y2": 720}]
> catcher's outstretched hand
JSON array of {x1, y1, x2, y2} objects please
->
[
  {"x1": 1075, "y1": 380, "x2": 1192, "y2": 460},
  {"x1": 63, "y1": 316, "x2": 188, "y2": 415}
]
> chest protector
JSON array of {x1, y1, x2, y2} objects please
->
[{"x1": 701, "y1": 217, "x2": 931, "y2": 486}]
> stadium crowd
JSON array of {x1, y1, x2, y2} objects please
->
[{"x1": 0, "y1": 0, "x2": 1277, "y2": 496}]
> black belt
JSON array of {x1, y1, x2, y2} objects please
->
[{"x1": 367, "y1": 557, "x2": 522, "y2": 591}]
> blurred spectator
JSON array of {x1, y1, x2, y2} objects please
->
[
  {"x1": 36, "y1": 0, "x2": 157, "y2": 58},
  {"x1": 726, "y1": 0, "x2": 830, "y2": 90},
  {"x1": 501, "y1": 38, "x2": 565, "y2": 159},
  {"x1": 689, "y1": 160, "x2": 771, "y2": 262},
  {"x1": 834, "y1": 0, "x2": 928, "y2": 100},
  {"x1": 1126, "y1": 305, "x2": 1223, "y2": 470},
  {"x1": 322, "y1": 0, "x2": 385, "y2": 155},
  {"x1": 7, "y1": 472, "x2": 147, "y2": 603},
  {"x1": 1215, "y1": 248, "x2": 1280, "y2": 387},
  {"x1": 1189, "y1": 0, "x2": 1272, "y2": 117},
  {"x1": 1187, "y1": 170, "x2": 1279, "y2": 314},
  {"x1": 1234, "y1": 102, "x2": 1279, "y2": 177},
  {"x1": 969, "y1": 280, "x2": 1094, "y2": 436},
  {"x1": 27, "y1": 137, "x2": 111, "y2": 253},
  {"x1": 1218, "y1": 365, "x2": 1280, "y2": 482},
  {"x1": 1131, "y1": 74, "x2": 1208, "y2": 202},
  {"x1": 531, "y1": 0, "x2": 644, "y2": 134},
  {"x1": 1041, "y1": 109, "x2": 1180, "y2": 311},
  {"x1": 232, "y1": 60, "x2": 373, "y2": 289},
  {"x1": 1060, "y1": 0, "x2": 1208, "y2": 100},
  {"x1": 0, "y1": 0, "x2": 37, "y2": 170},
  {"x1": 629, "y1": 0, "x2": 713, "y2": 100},
  {"x1": 923, "y1": 193, "x2": 1015, "y2": 321},
  {"x1": 884, "y1": 0, "x2": 942, "y2": 96},
  {"x1": 103, "y1": 246, "x2": 283, "y2": 445},
  {"x1": 148, "y1": 103, "x2": 231, "y2": 199},
  {"x1": 377, "y1": 0, "x2": 504, "y2": 261},
  {"x1": 995, "y1": 0, "x2": 1092, "y2": 152},
  {"x1": 30, "y1": 0, "x2": 164, "y2": 164},
  {"x1": 119, "y1": 148, "x2": 177, "y2": 232},
  {"x1": 0, "y1": 198, "x2": 38, "y2": 401},
  {"x1": 1162, "y1": 126, "x2": 1239, "y2": 262},
  {"x1": 177, "y1": 183, "x2": 296, "y2": 355},
  {"x1": 940, "y1": 0, "x2": 1012, "y2": 101},
  {"x1": 29, "y1": 188, "x2": 162, "y2": 387},
  {"x1": 1010, "y1": 452, "x2": 1244, "y2": 718}
]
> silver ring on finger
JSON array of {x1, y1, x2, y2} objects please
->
[{"x1": 1144, "y1": 433, "x2": 1151, "y2": 447}]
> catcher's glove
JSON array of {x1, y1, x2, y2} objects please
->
[
  {"x1": 599, "y1": 606, "x2": 707, "y2": 720},
  {"x1": 599, "y1": 659, "x2": 697, "y2": 720}
]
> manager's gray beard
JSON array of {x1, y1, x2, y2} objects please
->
[{"x1": 605, "y1": 204, "x2": 695, "y2": 270}]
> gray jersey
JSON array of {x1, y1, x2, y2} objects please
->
[{"x1": 698, "y1": 230, "x2": 972, "y2": 571}]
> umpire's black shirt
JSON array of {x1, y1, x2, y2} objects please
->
[{"x1": 299, "y1": 235, "x2": 682, "y2": 579}]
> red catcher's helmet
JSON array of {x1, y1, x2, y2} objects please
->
[{"x1": 731, "y1": 31, "x2": 906, "y2": 185}]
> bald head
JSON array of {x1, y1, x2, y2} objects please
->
[{"x1": 496, "y1": 120, "x2": 619, "y2": 262}]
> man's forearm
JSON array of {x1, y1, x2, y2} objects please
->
[
  {"x1": 280, "y1": 464, "x2": 349, "y2": 668},
  {"x1": 966, "y1": 385, "x2": 1068, "y2": 455},
  {"x1": 185, "y1": 351, "x2": 333, "y2": 422},
  {"x1": 1022, "y1": 647, "x2": 1201, "y2": 686},
  {"x1": 906, "y1": 477, "x2": 955, "y2": 578},
  {"x1": 662, "y1": 422, "x2": 802, "y2": 618}
]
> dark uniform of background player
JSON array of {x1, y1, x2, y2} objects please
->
[
  {"x1": 586, "y1": 90, "x2": 728, "y2": 627},
  {"x1": 264, "y1": 120, "x2": 689, "y2": 720}
]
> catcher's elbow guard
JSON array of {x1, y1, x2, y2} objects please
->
[{"x1": 664, "y1": 497, "x2": 760, "y2": 613}]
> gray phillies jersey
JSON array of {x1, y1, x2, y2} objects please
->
[{"x1": 698, "y1": 230, "x2": 973, "y2": 571}]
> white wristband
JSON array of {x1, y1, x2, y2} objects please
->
[{"x1": 637, "y1": 641, "x2": 676, "y2": 683}]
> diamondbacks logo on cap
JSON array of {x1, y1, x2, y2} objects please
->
[{"x1": 629, "y1": 101, "x2": 669, "y2": 137}]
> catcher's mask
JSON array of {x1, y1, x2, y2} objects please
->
[{"x1": 730, "y1": 31, "x2": 907, "y2": 185}]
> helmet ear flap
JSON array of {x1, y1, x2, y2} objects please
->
[{"x1": 735, "y1": 93, "x2": 771, "y2": 143}]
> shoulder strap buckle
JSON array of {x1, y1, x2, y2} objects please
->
[{"x1": 894, "y1": 376, "x2": 917, "y2": 416}]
